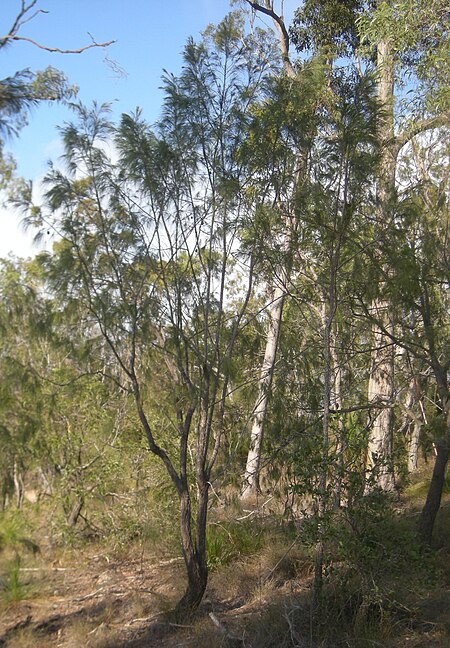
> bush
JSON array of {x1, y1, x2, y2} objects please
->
[{"x1": 206, "y1": 520, "x2": 262, "y2": 571}]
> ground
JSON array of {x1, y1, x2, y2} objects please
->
[{"x1": 1, "y1": 486, "x2": 449, "y2": 647}]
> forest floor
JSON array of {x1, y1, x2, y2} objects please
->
[{"x1": 1, "y1": 482, "x2": 449, "y2": 647}]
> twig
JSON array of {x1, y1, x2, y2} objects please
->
[
  {"x1": 72, "y1": 586, "x2": 105, "y2": 602},
  {"x1": 209, "y1": 612, "x2": 243, "y2": 643}
]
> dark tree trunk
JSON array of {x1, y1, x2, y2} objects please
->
[
  {"x1": 418, "y1": 435, "x2": 449, "y2": 545},
  {"x1": 175, "y1": 486, "x2": 209, "y2": 616},
  {"x1": 67, "y1": 496, "x2": 84, "y2": 526}
]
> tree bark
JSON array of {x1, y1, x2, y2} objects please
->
[
  {"x1": 418, "y1": 385, "x2": 450, "y2": 544},
  {"x1": 13, "y1": 459, "x2": 24, "y2": 509},
  {"x1": 67, "y1": 496, "x2": 83, "y2": 527},
  {"x1": 366, "y1": 299, "x2": 395, "y2": 491},
  {"x1": 402, "y1": 378, "x2": 424, "y2": 473},
  {"x1": 365, "y1": 36, "x2": 396, "y2": 492},
  {"x1": 418, "y1": 435, "x2": 449, "y2": 545},
  {"x1": 176, "y1": 486, "x2": 209, "y2": 615},
  {"x1": 241, "y1": 282, "x2": 285, "y2": 499},
  {"x1": 408, "y1": 419, "x2": 421, "y2": 472}
]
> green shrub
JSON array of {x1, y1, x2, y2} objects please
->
[
  {"x1": 0, "y1": 556, "x2": 30, "y2": 603},
  {"x1": 206, "y1": 520, "x2": 262, "y2": 570}
]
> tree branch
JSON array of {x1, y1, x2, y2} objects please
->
[
  {"x1": 4, "y1": 34, "x2": 115, "y2": 54},
  {"x1": 394, "y1": 112, "x2": 450, "y2": 156},
  {"x1": 0, "y1": 1, "x2": 114, "y2": 53},
  {"x1": 245, "y1": 1, "x2": 296, "y2": 78}
]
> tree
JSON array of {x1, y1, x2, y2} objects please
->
[
  {"x1": 239, "y1": 62, "x2": 324, "y2": 498},
  {"x1": 26, "y1": 14, "x2": 274, "y2": 613},
  {"x1": 290, "y1": 0, "x2": 449, "y2": 493},
  {"x1": 379, "y1": 130, "x2": 449, "y2": 542}
]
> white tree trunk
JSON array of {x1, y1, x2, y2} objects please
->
[
  {"x1": 403, "y1": 377, "x2": 424, "y2": 473},
  {"x1": 13, "y1": 459, "x2": 24, "y2": 509},
  {"x1": 408, "y1": 417, "x2": 422, "y2": 473},
  {"x1": 366, "y1": 301, "x2": 395, "y2": 491},
  {"x1": 241, "y1": 282, "x2": 285, "y2": 499},
  {"x1": 366, "y1": 37, "x2": 396, "y2": 492}
]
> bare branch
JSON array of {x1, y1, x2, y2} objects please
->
[
  {"x1": 1, "y1": 1, "x2": 46, "y2": 49},
  {"x1": 0, "y1": 1, "x2": 114, "y2": 53},
  {"x1": 245, "y1": 0, "x2": 296, "y2": 78},
  {"x1": 4, "y1": 34, "x2": 115, "y2": 54}
]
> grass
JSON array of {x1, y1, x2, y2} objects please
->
[
  {"x1": 1, "y1": 557, "x2": 29, "y2": 603},
  {"x1": 1, "y1": 465, "x2": 449, "y2": 647},
  {"x1": 206, "y1": 518, "x2": 264, "y2": 570}
]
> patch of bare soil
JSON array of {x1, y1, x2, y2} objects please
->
[
  {"x1": 0, "y1": 543, "x2": 312, "y2": 648},
  {"x1": 0, "y1": 549, "x2": 187, "y2": 647}
]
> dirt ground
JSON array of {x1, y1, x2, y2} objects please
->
[
  {"x1": 1, "y1": 544, "x2": 303, "y2": 648},
  {"x1": 0, "y1": 549, "x2": 190, "y2": 647},
  {"x1": 1, "y1": 508, "x2": 449, "y2": 648}
]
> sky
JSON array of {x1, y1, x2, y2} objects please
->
[{"x1": 0, "y1": 0, "x2": 298, "y2": 259}]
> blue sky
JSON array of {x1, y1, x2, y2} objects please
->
[{"x1": 1, "y1": 0, "x2": 297, "y2": 257}]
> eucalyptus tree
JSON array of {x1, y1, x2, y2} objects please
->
[
  {"x1": 238, "y1": 59, "x2": 325, "y2": 498},
  {"x1": 28, "y1": 14, "x2": 274, "y2": 613},
  {"x1": 289, "y1": 0, "x2": 450, "y2": 492},
  {"x1": 373, "y1": 130, "x2": 450, "y2": 542},
  {"x1": 304, "y1": 70, "x2": 379, "y2": 596}
]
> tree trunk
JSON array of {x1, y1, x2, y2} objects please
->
[
  {"x1": 67, "y1": 496, "x2": 83, "y2": 526},
  {"x1": 13, "y1": 459, "x2": 24, "y2": 509},
  {"x1": 407, "y1": 417, "x2": 422, "y2": 473},
  {"x1": 332, "y1": 342, "x2": 344, "y2": 507},
  {"x1": 313, "y1": 298, "x2": 334, "y2": 608},
  {"x1": 366, "y1": 300, "x2": 395, "y2": 491},
  {"x1": 366, "y1": 36, "x2": 396, "y2": 492},
  {"x1": 418, "y1": 393, "x2": 450, "y2": 545},
  {"x1": 176, "y1": 487, "x2": 208, "y2": 616},
  {"x1": 418, "y1": 436, "x2": 449, "y2": 545},
  {"x1": 241, "y1": 282, "x2": 285, "y2": 499}
]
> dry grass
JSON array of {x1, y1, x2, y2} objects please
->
[{"x1": 1, "y1": 469, "x2": 449, "y2": 647}]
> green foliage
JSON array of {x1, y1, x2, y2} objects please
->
[
  {"x1": 0, "y1": 511, "x2": 38, "y2": 603},
  {"x1": 0, "y1": 510, "x2": 37, "y2": 554},
  {"x1": 0, "y1": 1, "x2": 448, "y2": 626},
  {"x1": 291, "y1": 0, "x2": 364, "y2": 58},
  {"x1": 357, "y1": 0, "x2": 450, "y2": 112},
  {"x1": 301, "y1": 491, "x2": 433, "y2": 640},
  {"x1": 206, "y1": 520, "x2": 262, "y2": 570},
  {"x1": 0, "y1": 556, "x2": 27, "y2": 603}
]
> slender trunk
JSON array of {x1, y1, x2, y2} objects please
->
[
  {"x1": 241, "y1": 282, "x2": 285, "y2": 499},
  {"x1": 418, "y1": 392, "x2": 450, "y2": 544},
  {"x1": 332, "y1": 340, "x2": 344, "y2": 507},
  {"x1": 407, "y1": 416, "x2": 422, "y2": 473},
  {"x1": 403, "y1": 378, "x2": 424, "y2": 473},
  {"x1": 176, "y1": 485, "x2": 209, "y2": 615},
  {"x1": 366, "y1": 299, "x2": 395, "y2": 491},
  {"x1": 366, "y1": 36, "x2": 396, "y2": 492},
  {"x1": 418, "y1": 436, "x2": 449, "y2": 545},
  {"x1": 13, "y1": 459, "x2": 24, "y2": 509},
  {"x1": 314, "y1": 298, "x2": 333, "y2": 608},
  {"x1": 67, "y1": 496, "x2": 83, "y2": 527}
]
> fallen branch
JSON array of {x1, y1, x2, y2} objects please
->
[{"x1": 209, "y1": 612, "x2": 243, "y2": 643}]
